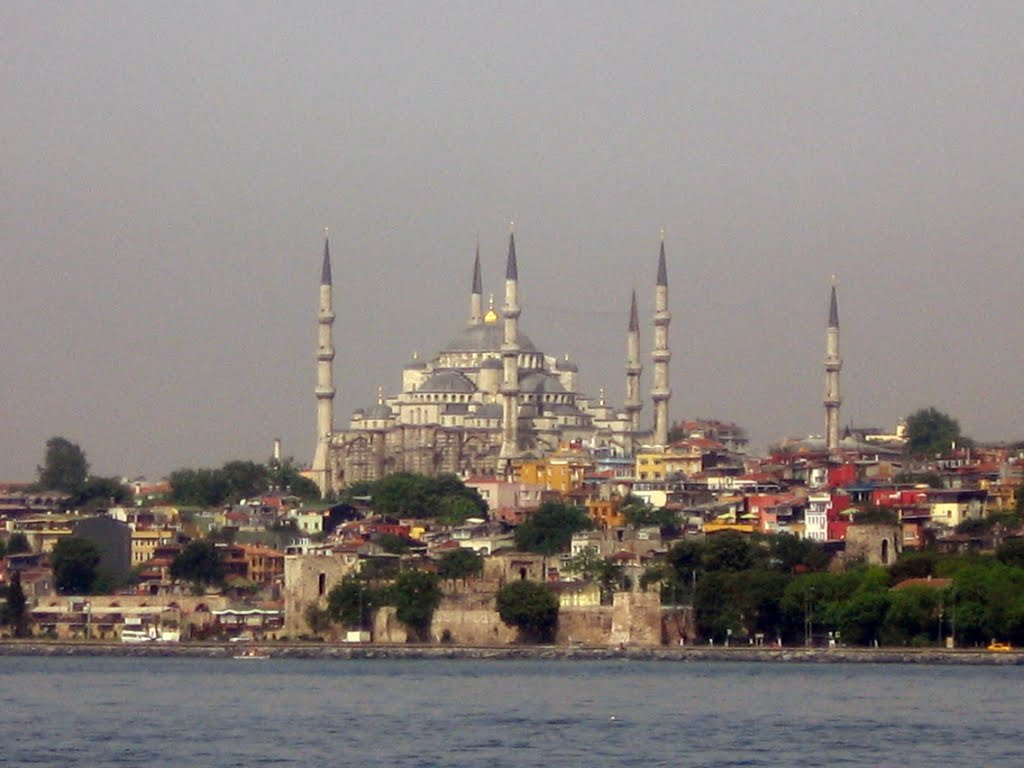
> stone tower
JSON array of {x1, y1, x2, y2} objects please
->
[
  {"x1": 824, "y1": 279, "x2": 842, "y2": 454},
  {"x1": 470, "y1": 241, "x2": 483, "y2": 325},
  {"x1": 312, "y1": 235, "x2": 336, "y2": 497},
  {"x1": 624, "y1": 289, "x2": 643, "y2": 432},
  {"x1": 500, "y1": 228, "x2": 521, "y2": 462},
  {"x1": 651, "y1": 236, "x2": 672, "y2": 447}
]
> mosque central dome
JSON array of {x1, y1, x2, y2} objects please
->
[{"x1": 442, "y1": 323, "x2": 536, "y2": 353}]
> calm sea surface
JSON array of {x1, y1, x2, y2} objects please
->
[{"x1": 2, "y1": 656, "x2": 1022, "y2": 767}]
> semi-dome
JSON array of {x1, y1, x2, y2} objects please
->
[
  {"x1": 420, "y1": 370, "x2": 476, "y2": 393},
  {"x1": 443, "y1": 323, "x2": 536, "y2": 353},
  {"x1": 520, "y1": 372, "x2": 567, "y2": 394}
]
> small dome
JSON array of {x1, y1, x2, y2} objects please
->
[
  {"x1": 555, "y1": 356, "x2": 578, "y2": 372},
  {"x1": 369, "y1": 403, "x2": 393, "y2": 420},
  {"x1": 420, "y1": 370, "x2": 476, "y2": 393},
  {"x1": 480, "y1": 357, "x2": 502, "y2": 370}
]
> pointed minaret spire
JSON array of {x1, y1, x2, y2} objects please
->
[
  {"x1": 625, "y1": 289, "x2": 643, "y2": 433},
  {"x1": 824, "y1": 277, "x2": 842, "y2": 456},
  {"x1": 470, "y1": 239, "x2": 483, "y2": 325},
  {"x1": 505, "y1": 225, "x2": 518, "y2": 280},
  {"x1": 656, "y1": 234, "x2": 668, "y2": 287},
  {"x1": 651, "y1": 235, "x2": 672, "y2": 447},
  {"x1": 321, "y1": 230, "x2": 332, "y2": 285},
  {"x1": 829, "y1": 276, "x2": 839, "y2": 328},
  {"x1": 500, "y1": 226, "x2": 521, "y2": 462},
  {"x1": 312, "y1": 232, "x2": 337, "y2": 497}
]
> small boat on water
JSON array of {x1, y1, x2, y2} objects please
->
[{"x1": 233, "y1": 646, "x2": 271, "y2": 660}]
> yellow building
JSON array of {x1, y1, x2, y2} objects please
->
[
  {"x1": 131, "y1": 529, "x2": 179, "y2": 566},
  {"x1": 515, "y1": 455, "x2": 593, "y2": 494},
  {"x1": 635, "y1": 443, "x2": 704, "y2": 481}
]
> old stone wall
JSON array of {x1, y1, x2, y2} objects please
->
[
  {"x1": 282, "y1": 554, "x2": 356, "y2": 638},
  {"x1": 556, "y1": 605, "x2": 614, "y2": 645},
  {"x1": 373, "y1": 606, "x2": 408, "y2": 644}
]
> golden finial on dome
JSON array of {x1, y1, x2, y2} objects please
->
[{"x1": 484, "y1": 293, "x2": 498, "y2": 323}]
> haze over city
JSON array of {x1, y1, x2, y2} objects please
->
[{"x1": 2, "y1": 2, "x2": 1023, "y2": 481}]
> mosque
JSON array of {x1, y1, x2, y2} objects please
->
[{"x1": 310, "y1": 230, "x2": 676, "y2": 496}]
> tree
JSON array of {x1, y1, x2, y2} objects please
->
[
  {"x1": 168, "y1": 468, "x2": 231, "y2": 507},
  {"x1": 37, "y1": 437, "x2": 89, "y2": 495},
  {"x1": 387, "y1": 570, "x2": 442, "y2": 640},
  {"x1": 51, "y1": 537, "x2": 100, "y2": 595},
  {"x1": 565, "y1": 547, "x2": 626, "y2": 599},
  {"x1": 327, "y1": 575, "x2": 378, "y2": 629},
  {"x1": 267, "y1": 456, "x2": 321, "y2": 499},
  {"x1": 702, "y1": 532, "x2": 762, "y2": 572},
  {"x1": 74, "y1": 476, "x2": 132, "y2": 508},
  {"x1": 2, "y1": 571, "x2": 29, "y2": 637},
  {"x1": 497, "y1": 580, "x2": 559, "y2": 642},
  {"x1": 905, "y1": 407, "x2": 968, "y2": 457},
  {"x1": 996, "y1": 539, "x2": 1024, "y2": 570},
  {"x1": 514, "y1": 501, "x2": 592, "y2": 555},
  {"x1": 221, "y1": 460, "x2": 269, "y2": 501},
  {"x1": 6, "y1": 533, "x2": 30, "y2": 555},
  {"x1": 437, "y1": 548, "x2": 484, "y2": 580},
  {"x1": 170, "y1": 541, "x2": 226, "y2": 588},
  {"x1": 303, "y1": 603, "x2": 333, "y2": 637}
]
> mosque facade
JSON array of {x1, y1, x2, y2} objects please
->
[{"x1": 310, "y1": 231, "x2": 675, "y2": 496}]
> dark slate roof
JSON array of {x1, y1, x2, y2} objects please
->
[
  {"x1": 420, "y1": 370, "x2": 476, "y2": 393},
  {"x1": 520, "y1": 372, "x2": 567, "y2": 394},
  {"x1": 443, "y1": 323, "x2": 536, "y2": 353},
  {"x1": 629, "y1": 289, "x2": 639, "y2": 332},
  {"x1": 656, "y1": 240, "x2": 668, "y2": 287},
  {"x1": 369, "y1": 403, "x2": 393, "y2": 420},
  {"x1": 829, "y1": 284, "x2": 839, "y2": 328}
]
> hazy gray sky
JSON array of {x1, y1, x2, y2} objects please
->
[{"x1": 3, "y1": 2, "x2": 1023, "y2": 481}]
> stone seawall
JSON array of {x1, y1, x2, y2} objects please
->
[{"x1": 2, "y1": 641, "x2": 1022, "y2": 664}]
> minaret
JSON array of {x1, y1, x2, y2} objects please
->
[
  {"x1": 470, "y1": 240, "x2": 483, "y2": 325},
  {"x1": 500, "y1": 226, "x2": 521, "y2": 461},
  {"x1": 311, "y1": 233, "x2": 336, "y2": 497},
  {"x1": 651, "y1": 235, "x2": 672, "y2": 447},
  {"x1": 824, "y1": 278, "x2": 842, "y2": 455},
  {"x1": 624, "y1": 289, "x2": 643, "y2": 432}
]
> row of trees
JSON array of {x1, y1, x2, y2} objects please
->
[
  {"x1": 169, "y1": 458, "x2": 320, "y2": 506},
  {"x1": 343, "y1": 473, "x2": 487, "y2": 524},
  {"x1": 320, "y1": 566, "x2": 560, "y2": 643},
  {"x1": 651, "y1": 532, "x2": 1024, "y2": 647}
]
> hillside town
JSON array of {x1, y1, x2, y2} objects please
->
[
  {"x1": 3, "y1": 235, "x2": 1024, "y2": 650},
  {"x1": 3, "y1": 414, "x2": 1024, "y2": 650}
]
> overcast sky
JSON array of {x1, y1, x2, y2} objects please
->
[{"x1": 2, "y1": 2, "x2": 1023, "y2": 481}]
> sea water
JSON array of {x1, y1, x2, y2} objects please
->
[{"x1": 3, "y1": 657, "x2": 1022, "y2": 767}]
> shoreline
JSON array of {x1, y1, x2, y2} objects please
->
[{"x1": 1, "y1": 640, "x2": 1022, "y2": 664}]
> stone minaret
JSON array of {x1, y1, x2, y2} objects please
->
[
  {"x1": 624, "y1": 289, "x2": 643, "y2": 432},
  {"x1": 651, "y1": 236, "x2": 672, "y2": 447},
  {"x1": 470, "y1": 240, "x2": 483, "y2": 325},
  {"x1": 500, "y1": 228, "x2": 521, "y2": 461},
  {"x1": 312, "y1": 234, "x2": 336, "y2": 497},
  {"x1": 824, "y1": 279, "x2": 842, "y2": 454}
]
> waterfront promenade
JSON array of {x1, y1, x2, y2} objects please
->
[{"x1": 2, "y1": 639, "x2": 1021, "y2": 664}]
